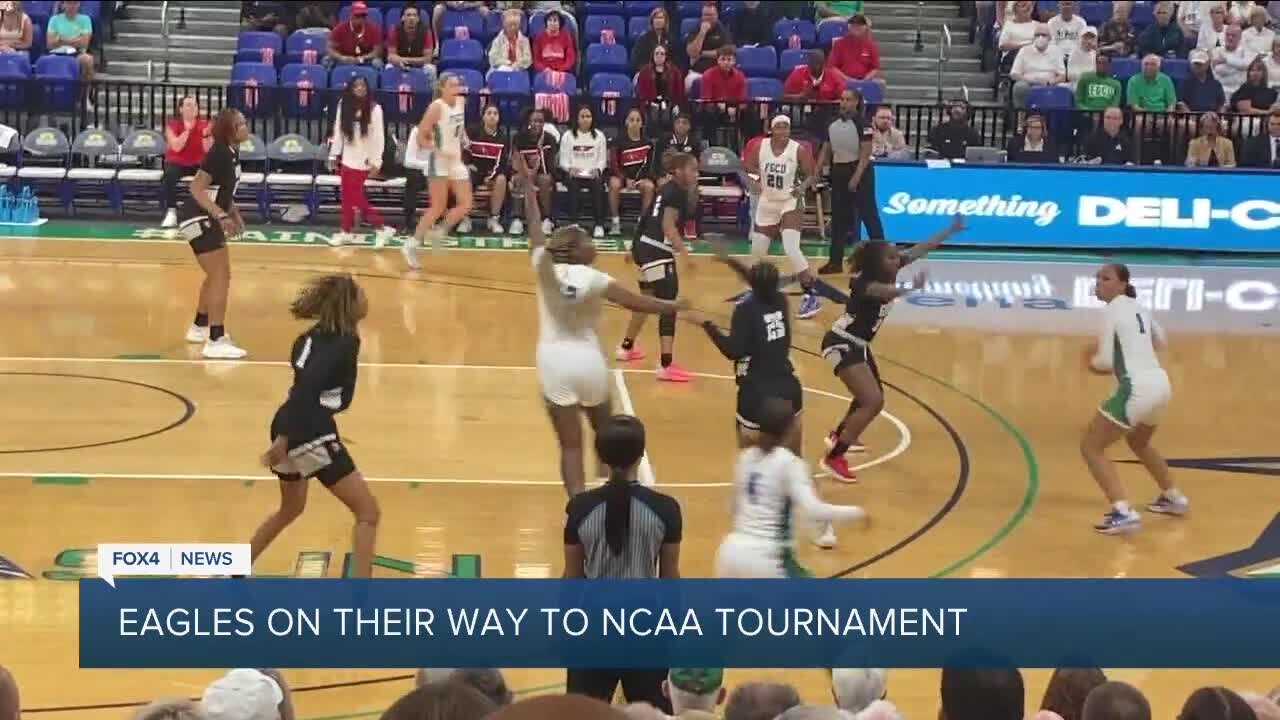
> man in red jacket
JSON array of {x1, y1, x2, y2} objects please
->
[
  {"x1": 783, "y1": 48, "x2": 845, "y2": 100},
  {"x1": 827, "y1": 14, "x2": 881, "y2": 82},
  {"x1": 700, "y1": 45, "x2": 747, "y2": 101}
]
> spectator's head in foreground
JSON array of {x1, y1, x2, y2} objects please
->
[
  {"x1": 724, "y1": 682, "x2": 801, "y2": 720},
  {"x1": 1199, "y1": 111, "x2": 1224, "y2": 138},
  {"x1": 777, "y1": 706, "x2": 845, "y2": 720},
  {"x1": 135, "y1": 700, "x2": 208, "y2": 720},
  {"x1": 202, "y1": 669, "x2": 284, "y2": 720},
  {"x1": 1102, "y1": 105, "x2": 1124, "y2": 135},
  {"x1": 664, "y1": 668, "x2": 727, "y2": 715},
  {"x1": 1178, "y1": 687, "x2": 1259, "y2": 720},
  {"x1": 716, "y1": 44, "x2": 737, "y2": 73},
  {"x1": 381, "y1": 681, "x2": 496, "y2": 720},
  {"x1": 855, "y1": 701, "x2": 904, "y2": 720},
  {"x1": 939, "y1": 668, "x2": 1025, "y2": 720},
  {"x1": 1238, "y1": 692, "x2": 1280, "y2": 720},
  {"x1": 1042, "y1": 667, "x2": 1108, "y2": 720},
  {"x1": 415, "y1": 669, "x2": 513, "y2": 707},
  {"x1": 831, "y1": 669, "x2": 888, "y2": 715},
  {"x1": 488, "y1": 695, "x2": 629, "y2": 720},
  {"x1": 1081, "y1": 682, "x2": 1150, "y2": 720},
  {"x1": 0, "y1": 667, "x2": 19, "y2": 720}
]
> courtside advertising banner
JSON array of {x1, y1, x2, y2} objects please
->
[
  {"x1": 80, "y1": 578, "x2": 1280, "y2": 669},
  {"x1": 876, "y1": 163, "x2": 1280, "y2": 252}
]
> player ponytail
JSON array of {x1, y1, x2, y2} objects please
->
[
  {"x1": 290, "y1": 273, "x2": 365, "y2": 335},
  {"x1": 595, "y1": 415, "x2": 647, "y2": 556},
  {"x1": 1107, "y1": 262, "x2": 1137, "y2": 298},
  {"x1": 755, "y1": 397, "x2": 796, "y2": 452},
  {"x1": 747, "y1": 261, "x2": 783, "y2": 310}
]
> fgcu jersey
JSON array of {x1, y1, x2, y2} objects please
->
[
  {"x1": 758, "y1": 139, "x2": 799, "y2": 201},
  {"x1": 731, "y1": 446, "x2": 809, "y2": 544},
  {"x1": 433, "y1": 98, "x2": 466, "y2": 156}
]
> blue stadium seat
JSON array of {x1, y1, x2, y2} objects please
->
[
  {"x1": 280, "y1": 62, "x2": 329, "y2": 117},
  {"x1": 441, "y1": 10, "x2": 485, "y2": 41},
  {"x1": 585, "y1": 43, "x2": 629, "y2": 76},
  {"x1": 1111, "y1": 56, "x2": 1140, "y2": 81},
  {"x1": 628, "y1": 16, "x2": 650, "y2": 41},
  {"x1": 380, "y1": 65, "x2": 431, "y2": 121},
  {"x1": 736, "y1": 46, "x2": 778, "y2": 78},
  {"x1": 337, "y1": 5, "x2": 384, "y2": 28},
  {"x1": 235, "y1": 31, "x2": 284, "y2": 66},
  {"x1": 1131, "y1": 1, "x2": 1155, "y2": 29},
  {"x1": 584, "y1": 1, "x2": 626, "y2": 14},
  {"x1": 439, "y1": 38, "x2": 486, "y2": 72},
  {"x1": 818, "y1": 20, "x2": 845, "y2": 49},
  {"x1": 773, "y1": 19, "x2": 816, "y2": 49},
  {"x1": 779, "y1": 48, "x2": 808, "y2": 76},
  {"x1": 1162, "y1": 58, "x2": 1190, "y2": 81},
  {"x1": 384, "y1": 7, "x2": 401, "y2": 32},
  {"x1": 680, "y1": 17, "x2": 700, "y2": 37},
  {"x1": 676, "y1": 1, "x2": 704, "y2": 19},
  {"x1": 533, "y1": 69, "x2": 578, "y2": 94},
  {"x1": 24, "y1": 0, "x2": 53, "y2": 25},
  {"x1": 331, "y1": 64, "x2": 380, "y2": 90},
  {"x1": 0, "y1": 54, "x2": 30, "y2": 110},
  {"x1": 585, "y1": 15, "x2": 626, "y2": 45},
  {"x1": 34, "y1": 54, "x2": 79, "y2": 113},
  {"x1": 624, "y1": 1, "x2": 661, "y2": 17},
  {"x1": 0, "y1": 53, "x2": 32, "y2": 77},
  {"x1": 1080, "y1": 1, "x2": 1109, "y2": 25},
  {"x1": 230, "y1": 61, "x2": 278, "y2": 116},
  {"x1": 29, "y1": 23, "x2": 44, "y2": 63},
  {"x1": 845, "y1": 78, "x2": 883, "y2": 105},
  {"x1": 286, "y1": 30, "x2": 329, "y2": 64},
  {"x1": 78, "y1": 0, "x2": 102, "y2": 19},
  {"x1": 746, "y1": 77, "x2": 782, "y2": 100},
  {"x1": 449, "y1": 67, "x2": 486, "y2": 116},
  {"x1": 68, "y1": 128, "x2": 121, "y2": 213},
  {"x1": 1036, "y1": 1, "x2": 1058, "y2": 18},
  {"x1": 488, "y1": 70, "x2": 532, "y2": 125},
  {"x1": 589, "y1": 72, "x2": 634, "y2": 97},
  {"x1": 1026, "y1": 84, "x2": 1073, "y2": 109}
]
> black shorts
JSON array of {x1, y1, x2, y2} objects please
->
[
  {"x1": 632, "y1": 237, "x2": 675, "y2": 290},
  {"x1": 820, "y1": 331, "x2": 872, "y2": 375},
  {"x1": 178, "y1": 214, "x2": 227, "y2": 255},
  {"x1": 268, "y1": 412, "x2": 356, "y2": 487},
  {"x1": 736, "y1": 375, "x2": 804, "y2": 431}
]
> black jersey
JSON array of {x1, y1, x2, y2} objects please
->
[
  {"x1": 514, "y1": 129, "x2": 557, "y2": 175},
  {"x1": 177, "y1": 142, "x2": 240, "y2": 223},
  {"x1": 658, "y1": 132, "x2": 701, "y2": 164},
  {"x1": 465, "y1": 125, "x2": 508, "y2": 180},
  {"x1": 703, "y1": 294, "x2": 795, "y2": 386},
  {"x1": 831, "y1": 256, "x2": 911, "y2": 344},
  {"x1": 613, "y1": 135, "x2": 656, "y2": 181},
  {"x1": 636, "y1": 180, "x2": 695, "y2": 246},
  {"x1": 274, "y1": 329, "x2": 361, "y2": 441}
]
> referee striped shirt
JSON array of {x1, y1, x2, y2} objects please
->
[{"x1": 564, "y1": 483, "x2": 683, "y2": 579}]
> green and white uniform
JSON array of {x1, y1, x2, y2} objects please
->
[
  {"x1": 426, "y1": 96, "x2": 468, "y2": 181},
  {"x1": 1091, "y1": 295, "x2": 1171, "y2": 430}
]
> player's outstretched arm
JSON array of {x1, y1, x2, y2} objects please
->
[
  {"x1": 863, "y1": 270, "x2": 930, "y2": 301},
  {"x1": 903, "y1": 213, "x2": 965, "y2": 263},
  {"x1": 605, "y1": 283, "x2": 689, "y2": 315}
]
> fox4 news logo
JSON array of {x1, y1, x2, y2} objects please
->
[{"x1": 97, "y1": 543, "x2": 251, "y2": 586}]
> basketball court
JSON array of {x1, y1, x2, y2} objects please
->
[{"x1": 1, "y1": 227, "x2": 1277, "y2": 719}]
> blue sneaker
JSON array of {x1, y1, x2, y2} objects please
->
[
  {"x1": 796, "y1": 292, "x2": 821, "y2": 319},
  {"x1": 1094, "y1": 509, "x2": 1141, "y2": 535},
  {"x1": 1146, "y1": 493, "x2": 1190, "y2": 516}
]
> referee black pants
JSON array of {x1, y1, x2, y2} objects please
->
[
  {"x1": 566, "y1": 668, "x2": 671, "y2": 712},
  {"x1": 828, "y1": 163, "x2": 884, "y2": 266}
]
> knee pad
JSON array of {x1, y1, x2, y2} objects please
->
[
  {"x1": 651, "y1": 266, "x2": 679, "y2": 300},
  {"x1": 659, "y1": 311, "x2": 676, "y2": 337},
  {"x1": 750, "y1": 231, "x2": 771, "y2": 260},
  {"x1": 782, "y1": 229, "x2": 807, "y2": 274}
]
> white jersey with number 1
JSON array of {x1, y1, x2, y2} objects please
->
[{"x1": 1091, "y1": 295, "x2": 1172, "y2": 429}]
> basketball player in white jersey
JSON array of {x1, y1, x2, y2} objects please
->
[
  {"x1": 716, "y1": 397, "x2": 867, "y2": 578},
  {"x1": 742, "y1": 115, "x2": 822, "y2": 319},
  {"x1": 523, "y1": 185, "x2": 687, "y2": 497},
  {"x1": 402, "y1": 73, "x2": 472, "y2": 269},
  {"x1": 1081, "y1": 263, "x2": 1188, "y2": 535}
]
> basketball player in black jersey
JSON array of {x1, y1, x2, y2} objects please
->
[
  {"x1": 820, "y1": 215, "x2": 965, "y2": 482},
  {"x1": 617, "y1": 152, "x2": 698, "y2": 382},
  {"x1": 178, "y1": 108, "x2": 249, "y2": 360},
  {"x1": 607, "y1": 108, "x2": 657, "y2": 237},
  {"x1": 254, "y1": 274, "x2": 381, "y2": 577}
]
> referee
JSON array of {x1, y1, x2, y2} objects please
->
[
  {"x1": 818, "y1": 88, "x2": 884, "y2": 274},
  {"x1": 563, "y1": 415, "x2": 682, "y2": 712}
]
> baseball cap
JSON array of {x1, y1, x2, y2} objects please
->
[
  {"x1": 668, "y1": 668, "x2": 724, "y2": 695},
  {"x1": 1190, "y1": 48, "x2": 1210, "y2": 64},
  {"x1": 202, "y1": 669, "x2": 284, "y2": 720},
  {"x1": 351, "y1": 1, "x2": 369, "y2": 15},
  {"x1": 770, "y1": 115, "x2": 791, "y2": 128},
  {"x1": 1082, "y1": 25, "x2": 1097, "y2": 37}
]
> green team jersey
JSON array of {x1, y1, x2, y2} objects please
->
[{"x1": 1075, "y1": 73, "x2": 1122, "y2": 110}]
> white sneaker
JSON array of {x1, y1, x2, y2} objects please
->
[
  {"x1": 202, "y1": 335, "x2": 247, "y2": 360},
  {"x1": 487, "y1": 217, "x2": 504, "y2": 234},
  {"x1": 541, "y1": 218, "x2": 553, "y2": 234},
  {"x1": 812, "y1": 523, "x2": 838, "y2": 549},
  {"x1": 457, "y1": 216, "x2": 472, "y2": 234},
  {"x1": 508, "y1": 218, "x2": 524, "y2": 235},
  {"x1": 401, "y1": 235, "x2": 421, "y2": 269},
  {"x1": 609, "y1": 217, "x2": 622, "y2": 236},
  {"x1": 184, "y1": 324, "x2": 207, "y2": 343},
  {"x1": 162, "y1": 209, "x2": 177, "y2": 228},
  {"x1": 592, "y1": 225, "x2": 604, "y2": 239},
  {"x1": 327, "y1": 231, "x2": 349, "y2": 247},
  {"x1": 374, "y1": 226, "x2": 396, "y2": 249},
  {"x1": 427, "y1": 226, "x2": 448, "y2": 255}
]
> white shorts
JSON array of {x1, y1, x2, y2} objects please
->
[
  {"x1": 715, "y1": 534, "x2": 809, "y2": 578},
  {"x1": 426, "y1": 151, "x2": 470, "y2": 182},
  {"x1": 754, "y1": 195, "x2": 799, "y2": 228},
  {"x1": 536, "y1": 342, "x2": 609, "y2": 408},
  {"x1": 1099, "y1": 371, "x2": 1171, "y2": 430}
]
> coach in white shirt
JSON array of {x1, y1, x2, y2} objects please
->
[
  {"x1": 1213, "y1": 24, "x2": 1254, "y2": 96},
  {"x1": 1067, "y1": 26, "x2": 1099, "y2": 85},
  {"x1": 1242, "y1": 7, "x2": 1276, "y2": 57},
  {"x1": 1011, "y1": 24, "x2": 1066, "y2": 107},
  {"x1": 1197, "y1": 3, "x2": 1228, "y2": 51},
  {"x1": 1048, "y1": 0, "x2": 1087, "y2": 55}
]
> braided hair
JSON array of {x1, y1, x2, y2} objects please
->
[{"x1": 290, "y1": 274, "x2": 365, "y2": 335}]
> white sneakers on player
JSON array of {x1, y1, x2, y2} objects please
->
[
  {"x1": 457, "y1": 216, "x2": 473, "y2": 234},
  {"x1": 328, "y1": 231, "x2": 350, "y2": 247},
  {"x1": 185, "y1": 324, "x2": 208, "y2": 343},
  {"x1": 609, "y1": 216, "x2": 622, "y2": 236},
  {"x1": 812, "y1": 522, "x2": 838, "y2": 549},
  {"x1": 402, "y1": 235, "x2": 421, "y2": 269},
  {"x1": 373, "y1": 226, "x2": 396, "y2": 248},
  {"x1": 161, "y1": 209, "x2": 177, "y2": 229},
  {"x1": 508, "y1": 218, "x2": 524, "y2": 235},
  {"x1": 541, "y1": 218, "x2": 553, "y2": 235},
  {"x1": 592, "y1": 226, "x2": 604, "y2": 239},
  {"x1": 487, "y1": 216, "x2": 504, "y2": 234},
  {"x1": 202, "y1": 336, "x2": 248, "y2": 360}
]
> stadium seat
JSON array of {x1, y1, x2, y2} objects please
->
[
  {"x1": 235, "y1": 133, "x2": 269, "y2": 220},
  {"x1": 441, "y1": 10, "x2": 485, "y2": 41},
  {"x1": 17, "y1": 126, "x2": 71, "y2": 212},
  {"x1": 585, "y1": 43, "x2": 629, "y2": 76},
  {"x1": 584, "y1": 1, "x2": 626, "y2": 13},
  {"x1": 589, "y1": 72, "x2": 634, "y2": 97},
  {"x1": 818, "y1": 20, "x2": 845, "y2": 49},
  {"x1": 779, "y1": 48, "x2": 808, "y2": 76},
  {"x1": 628, "y1": 16, "x2": 650, "y2": 41},
  {"x1": 280, "y1": 63, "x2": 329, "y2": 118},
  {"x1": 338, "y1": 5, "x2": 384, "y2": 28},
  {"x1": 116, "y1": 129, "x2": 167, "y2": 211},
  {"x1": 24, "y1": 0, "x2": 53, "y2": 26},
  {"x1": 746, "y1": 77, "x2": 783, "y2": 100},
  {"x1": 676, "y1": 1, "x2": 704, "y2": 18},
  {"x1": 680, "y1": 18, "x2": 700, "y2": 37},
  {"x1": 450, "y1": 67, "x2": 486, "y2": 116},
  {"x1": 331, "y1": 64, "x2": 380, "y2": 91},
  {"x1": 33, "y1": 54, "x2": 79, "y2": 114},
  {"x1": 773, "y1": 19, "x2": 817, "y2": 50},
  {"x1": 624, "y1": 0, "x2": 662, "y2": 17},
  {"x1": 487, "y1": 70, "x2": 532, "y2": 124},
  {"x1": 439, "y1": 38, "x2": 486, "y2": 72},
  {"x1": 584, "y1": 15, "x2": 626, "y2": 45},
  {"x1": 1162, "y1": 58, "x2": 1189, "y2": 81},
  {"x1": 1080, "y1": 1, "x2": 1109, "y2": 25},
  {"x1": 78, "y1": 0, "x2": 101, "y2": 19},
  {"x1": 1026, "y1": 84, "x2": 1074, "y2": 109},
  {"x1": 1110, "y1": 56, "x2": 1140, "y2": 81},
  {"x1": 67, "y1": 128, "x2": 120, "y2": 213},
  {"x1": 265, "y1": 134, "x2": 320, "y2": 218},
  {"x1": 29, "y1": 23, "x2": 44, "y2": 63},
  {"x1": 230, "y1": 61, "x2": 279, "y2": 116},
  {"x1": 1131, "y1": 1, "x2": 1155, "y2": 29},
  {"x1": 285, "y1": 29, "x2": 329, "y2": 64},
  {"x1": 379, "y1": 65, "x2": 431, "y2": 122},
  {"x1": 0, "y1": 54, "x2": 31, "y2": 110},
  {"x1": 846, "y1": 78, "x2": 884, "y2": 105},
  {"x1": 736, "y1": 46, "x2": 778, "y2": 78},
  {"x1": 383, "y1": 7, "x2": 402, "y2": 32},
  {"x1": 697, "y1": 145, "x2": 747, "y2": 228},
  {"x1": 236, "y1": 31, "x2": 284, "y2": 66},
  {"x1": 533, "y1": 69, "x2": 578, "y2": 94}
]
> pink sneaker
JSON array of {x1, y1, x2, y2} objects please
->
[
  {"x1": 821, "y1": 454, "x2": 858, "y2": 483},
  {"x1": 824, "y1": 431, "x2": 867, "y2": 455},
  {"x1": 615, "y1": 345, "x2": 646, "y2": 362},
  {"x1": 656, "y1": 363, "x2": 693, "y2": 382}
]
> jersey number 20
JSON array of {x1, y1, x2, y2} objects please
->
[{"x1": 766, "y1": 174, "x2": 785, "y2": 189}]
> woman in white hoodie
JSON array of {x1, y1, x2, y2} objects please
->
[
  {"x1": 328, "y1": 76, "x2": 395, "y2": 247},
  {"x1": 559, "y1": 105, "x2": 609, "y2": 237}
]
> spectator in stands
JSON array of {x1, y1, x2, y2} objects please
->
[
  {"x1": 328, "y1": 2, "x2": 383, "y2": 70},
  {"x1": 657, "y1": 113, "x2": 702, "y2": 185},
  {"x1": 1081, "y1": 682, "x2": 1151, "y2": 720},
  {"x1": 162, "y1": 95, "x2": 212, "y2": 229},
  {"x1": 777, "y1": 707, "x2": 845, "y2": 720},
  {"x1": 47, "y1": 0, "x2": 95, "y2": 108},
  {"x1": 0, "y1": 1, "x2": 33, "y2": 55},
  {"x1": 856, "y1": 700, "x2": 903, "y2": 720},
  {"x1": 828, "y1": 14, "x2": 881, "y2": 82},
  {"x1": 1187, "y1": 111, "x2": 1237, "y2": 165},
  {"x1": 817, "y1": 0, "x2": 864, "y2": 25},
  {"x1": 559, "y1": 105, "x2": 610, "y2": 237},
  {"x1": 1179, "y1": 0, "x2": 1212, "y2": 45},
  {"x1": 433, "y1": 1, "x2": 490, "y2": 42},
  {"x1": 1214, "y1": 24, "x2": 1256, "y2": 96},
  {"x1": 1241, "y1": 107, "x2": 1280, "y2": 166},
  {"x1": 488, "y1": 9, "x2": 532, "y2": 77},
  {"x1": 491, "y1": 695, "x2": 629, "y2": 720},
  {"x1": 636, "y1": 45, "x2": 687, "y2": 117},
  {"x1": 1076, "y1": 52, "x2": 1123, "y2": 110},
  {"x1": 293, "y1": 2, "x2": 338, "y2": 32},
  {"x1": 999, "y1": 1, "x2": 1039, "y2": 54},
  {"x1": 1041, "y1": 668, "x2": 1108, "y2": 720},
  {"x1": 1180, "y1": 48, "x2": 1228, "y2": 111},
  {"x1": 700, "y1": 45, "x2": 747, "y2": 116},
  {"x1": 724, "y1": 682, "x2": 802, "y2": 720},
  {"x1": 1006, "y1": 111, "x2": 1060, "y2": 162},
  {"x1": 1240, "y1": 692, "x2": 1280, "y2": 720},
  {"x1": 1049, "y1": 0, "x2": 1087, "y2": 54},
  {"x1": 685, "y1": 3, "x2": 733, "y2": 91},
  {"x1": 512, "y1": 107, "x2": 558, "y2": 234},
  {"x1": 1098, "y1": 1, "x2": 1135, "y2": 57},
  {"x1": 1244, "y1": 7, "x2": 1277, "y2": 56},
  {"x1": 241, "y1": 1, "x2": 290, "y2": 37},
  {"x1": 1230, "y1": 58, "x2": 1278, "y2": 135},
  {"x1": 1177, "y1": 687, "x2": 1257, "y2": 720},
  {"x1": 940, "y1": 669, "x2": 1025, "y2": 720},
  {"x1": 388, "y1": 3, "x2": 438, "y2": 84},
  {"x1": 663, "y1": 669, "x2": 726, "y2": 719},
  {"x1": 927, "y1": 98, "x2": 983, "y2": 159},
  {"x1": 1138, "y1": 2, "x2": 1186, "y2": 58},
  {"x1": 1266, "y1": 36, "x2": 1280, "y2": 87},
  {"x1": 730, "y1": 1, "x2": 776, "y2": 47},
  {"x1": 1197, "y1": 4, "x2": 1229, "y2": 51},
  {"x1": 785, "y1": 49, "x2": 845, "y2": 100},
  {"x1": 831, "y1": 669, "x2": 888, "y2": 716},
  {"x1": 1067, "y1": 26, "x2": 1099, "y2": 85},
  {"x1": 632, "y1": 7, "x2": 685, "y2": 75},
  {"x1": 1011, "y1": 24, "x2": 1066, "y2": 107},
  {"x1": 1128, "y1": 54, "x2": 1177, "y2": 113},
  {"x1": 869, "y1": 106, "x2": 909, "y2": 158},
  {"x1": 1083, "y1": 105, "x2": 1136, "y2": 163},
  {"x1": 202, "y1": 669, "x2": 287, "y2": 720},
  {"x1": 327, "y1": 76, "x2": 393, "y2": 247},
  {"x1": 382, "y1": 682, "x2": 495, "y2": 720},
  {"x1": 531, "y1": 10, "x2": 574, "y2": 73},
  {"x1": 461, "y1": 104, "x2": 512, "y2": 235},
  {"x1": 416, "y1": 669, "x2": 514, "y2": 707},
  {"x1": 0, "y1": 665, "x2": 17, "y2": 720},
  {"x1": 607, "y1": 108, "x2": 656, "y2": 237}
]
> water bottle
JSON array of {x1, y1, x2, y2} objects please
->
[
  {"x1": 19, "y1": 186, "x2": 34, "y2": 223},
  {"x1": 0, "y1": 186, "x2": 11, "y2": 223}
]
